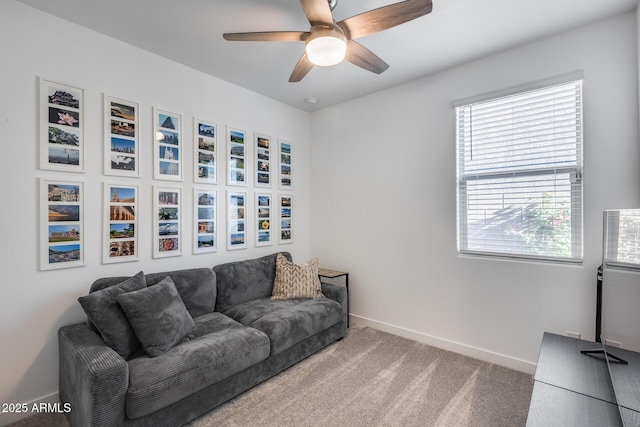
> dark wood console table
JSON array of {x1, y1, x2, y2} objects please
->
[{"x1": 527, "y1": 332, "x2": 640, "y2": 426}]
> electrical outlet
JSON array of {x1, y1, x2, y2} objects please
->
[
  {"x1": 566, "y1": 331, "x2": 581, "y2": 340},
  {"x1": 605, "y1": 339, "x2": 622, "y2": 348}
]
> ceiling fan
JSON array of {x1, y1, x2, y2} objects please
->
[{"x1": 223, "y1": 0, "x2": 433, "y2": 82}]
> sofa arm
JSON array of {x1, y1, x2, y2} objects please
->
[
  {"x1": 59, "y1": 323, "x2": 129, "y2": 427},
  {"x1": 321, "y1": 282, "x2": 348, "y2": 327}
]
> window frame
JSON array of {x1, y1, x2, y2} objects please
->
[{"x1": 455, "y1": 75, "x2": 584, "y2": 263}]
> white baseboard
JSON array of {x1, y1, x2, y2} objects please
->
[
  {"x1": 350, "y1": 314, "x2": 537, "y2": 375},
  {"x1": 0, "y1": 392, "x2": 60, "y2": 427}
]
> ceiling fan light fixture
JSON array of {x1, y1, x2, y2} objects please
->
[{"x1": 305, "y1": 27, "x2": 347, "y2": 67}]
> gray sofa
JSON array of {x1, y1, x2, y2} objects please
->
[{"x1": 58, "y1": 252, "x2": 348, "y2": 427}]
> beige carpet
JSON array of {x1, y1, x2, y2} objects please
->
[{"x1": 11, "y1": 325, "x2": 533, "y2": 427}]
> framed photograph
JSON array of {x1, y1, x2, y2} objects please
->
[
  {"x1": 254, "y1": 133, "x2": 271, "y2": 188},
  {"x1": 40, "y1": 179, "x2": 84, "y2": 270},
  {"x1": 227, "y1": 126, "x2": 247, "y2": 186},
  {"x1": 153, "y1": 108, "x2": 182, "y2": 181},
  {"x1": 227, "y1": 191, "x2": 247, "y2": 250},
  {"x1": 255, "y1": 192, "x2": 273, "y2": 247},
  {"x1": 153, "y1": 186, "x2": 181, "y2": 258},
  {"x1": 279, "y1": 139, "x2": 293, "y2": 190},
  {"x1": 40, "y1": 78, "x2": 84, "y2": 172},
  {"x1": 194, "y1": 188, "x2": 217, "y2": 254},
  {"x1": 194, "y1": 119, "x2": 217, "y2": 184},
  {"x1": 103, "y1": 183, "x2": 138, "y2": 263},
  {"x1": 279, "y1": 193, "x2": 293, "y2": 244},
  {"x1": 104, "y1": 96, "x2": 139, "y2": 177}
]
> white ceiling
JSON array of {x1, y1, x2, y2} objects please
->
[{"x1": 17, "y1": 0, "x2": 639, "y2": 112}]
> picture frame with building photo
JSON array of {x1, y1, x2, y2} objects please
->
[
  {"x1": 279, "y1": 139, "x2": 292, "y2": 190},
  {"x1": 279, "y1": 194, "x2": 293, "y2": 244},
  {"x1": 153, "y1": 107, "x2": 182, "y2": 181},
  {"x1": 194, "y1": 119, "x2": 217, "y2": 184},
  {"x1": 40, "y1": 78, "x2": 84, "y2": 172},
  {"x1": 104, "y1": 96, "x2": 139, "y2": 177},
  {"x1": 40, "y1": 178, "x2": 84, "y2": 270},
  {"x1": 194, "y1": 188, "x2": 217, "y2": 254},
  {"x1": 255, "y1": 192, "x2": 272, "y2": 247},
  {"x1": 254, "y1": 133, "x2": 271, "y2": 188},
  {"x1": 227, "y1": 190, "x2": 247, "y2": 250},
  {"x1": 153, "y1": 186, "x2": 182, "y2": 258},
  {"x1": 103, "y1": 183, "x2": 138, "y2": 264},
  {"x1": 227, "y1": 126, "x2": 247, "y2": 186}
]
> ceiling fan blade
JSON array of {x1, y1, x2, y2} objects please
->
[
  {"x1": 299, "y1": 0, "x2": 334, "y2": 26},
  {"x1": 289, "y1": 52, "x2": 314, "y2": 82},
  {"x1": 345, "y1": 40, "x2": 389, "y2": 74},
  {"x1": 223, "y1": 31, "x2": 310, "y2": 42},
  {"x1": 338, "y1": 0, "x2": 433, "y2": 40}
]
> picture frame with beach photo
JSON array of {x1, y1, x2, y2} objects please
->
[{"x1": 40, "y1": 178, "x2": 84, "y2": 270}]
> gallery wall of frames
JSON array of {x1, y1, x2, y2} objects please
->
[{"x1": 39, "y1": 77, "x2": 295, "y2": 271}]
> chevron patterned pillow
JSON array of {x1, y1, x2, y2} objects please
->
[{"x1": 271, "y1": 253, "x2": 325, "y2": 300}]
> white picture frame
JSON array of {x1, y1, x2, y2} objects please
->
[
  {"x1": 40, "y1": 178, "x2": 84, "y2": 270},
  {"x1": 194, "y1": 118, "x2": 217, "y2": 184},
  {"x1": 103, "y1": 183, "x2": 138, "y2": 264},
  {"x1": 193, "y1": 188, "x2": 217, "y2": 254},
  {"x1": 39, "y1": 78, "x2": 84, "y2": 172},
  {"x1": 279, "y1": 193, "x2": 293, "y2": 244},
  {"x1": 254, "y1": 132, "x2": 272, "y2": 188},
  {"x1": 279, "y1": 139, "x2": 293, "y2": 190},
  {"x1": 227, "y1": 126, "x2": 247, "y2": 186},
  {"x1": 104, "y1": 95, "x2": 139, "y2": 177},
  {"x1": 153, "y1": 185, "x2": 182, "y2": 258},
  {"x1": 153, "y1": 107, "x2": 182, "y2": 181},
  {"x1": 227, "y1": 190, "x2": 247, "y2": 250},
  {"x1": 255, "y1": 192, "x2": 273, "y2": 247}
]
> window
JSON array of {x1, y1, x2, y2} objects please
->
[
  {"x1": 456, "y1": 79, "x2": 583, "y2": 262},
  {"x1": 604, "y1": 210, "x2": 640, "y2": 269}
]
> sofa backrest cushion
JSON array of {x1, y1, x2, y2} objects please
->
[
  {"x1": 214, "y1": 252, "x2": 292, "y2": 312},
  {"x1": 90, "y1": 268, "x2": 216, "y2": 318}
]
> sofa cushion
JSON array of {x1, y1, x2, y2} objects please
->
[
  {"x1": 214, "y1": 252, "x2": 292, "y2": 312},
  {"x1": 117, "y1": 277, "x2": 196, "y2": 357},
  {"x1": 144, "y1": 268, "x2": 216, "y2": 318},
  {"x1": 224, "y1": 298, "x2": 309, "y2": 325},
  {"x1": 77, "y1": 271, "x2": 146, "y2": 359},
  {"x1": 271, "y1": 254, "x2": 324, "y2": 300},
  {"x1": 91, "y1": 268, "x2": 216, "y2": 319},
  {"x1": 125, "y1": 313, "x2": 270, "y2": 419},
  {"x1": 224, "y1": 297, "x2": 342, "y2": 355}
]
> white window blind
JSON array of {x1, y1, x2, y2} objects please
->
[
  {"x1": 604, "y1": 210, "x2": 640, "y2": 269},
  {"x1": 456, "y1": 80, "x2": 583, "y2": 262}
]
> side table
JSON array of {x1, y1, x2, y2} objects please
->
[{"x1": 318, "y1": 268, "x2": 349, "y2": 327}]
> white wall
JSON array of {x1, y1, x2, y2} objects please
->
[
  {"x1": 311, "y1": 12, "x2": 640, "y2": 373},
  {"x1": 0, "y1": 2, "x2": 310, "y2": 424}
]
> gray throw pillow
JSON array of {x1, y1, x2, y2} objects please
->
[
  {"x1": 77, "y1": 271, "x2": 146, "y2": 359},
  {"x1": 117, "y1": 276, "x2": 196, "y2": 357}
]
